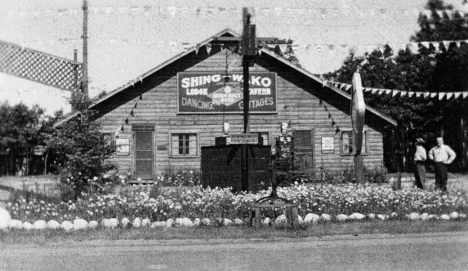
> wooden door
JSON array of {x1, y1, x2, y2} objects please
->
[
  {"x1": 294, "y1": 129, "x2": 314, "y2": 171},
  {"x1": 135, "y1": 130, "x2": 153, "y2": 178}
]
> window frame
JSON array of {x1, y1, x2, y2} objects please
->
[
  {"x1": 169, "y1": 131, "x2": 199, "y2": 158},
  {"x1": 339, "y1": 129, "x2": 368, "y2": 156}
]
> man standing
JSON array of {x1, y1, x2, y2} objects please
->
[
  {"x1": 414, "y1": 138, "x2": 427, "y2": 190},
  {"x1": 428, "y1": 137, "x2": 456, "y2": 192}
]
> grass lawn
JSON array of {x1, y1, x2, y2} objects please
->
[{"x1": 1, "y1": 220, "x2": 468, "y2": 246}]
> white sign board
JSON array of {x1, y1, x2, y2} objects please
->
[
  {"x1": 116, "y1": 138, "x2": 130, "y2": 155},
  {"x1": 229, "y1": 134, "x2": 259, "y2": 145},
  {"x1": 321, "y1": 137, "x2": 334, "y2": 154}
]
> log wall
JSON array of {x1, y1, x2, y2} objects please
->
[{"x1": 94, "y1": 44, "x2": 386, "y2": 177}]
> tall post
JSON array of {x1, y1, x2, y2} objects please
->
[
  {"x1": 242, "y1": 8, "x2": 251, "y2": 134},
  {"x1": 72, "y1": 49, "x2": 78, "y2": 111},
  {"x1": 82, "y1": 0, "x2": 89, "y2": 97},
  {"x1": 351, "y1": 72, "x2": 366, "y2": 183}
]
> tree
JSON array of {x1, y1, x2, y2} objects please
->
[
  {"x1": 323, "y1": 0, "x2": 468, "y2": 171},
  {"x1": 46, "y1": 93, "x2": 116, "y2": 199},
  {"x1": 0, "y1": 102, "x2": 49, "y2": 175}
]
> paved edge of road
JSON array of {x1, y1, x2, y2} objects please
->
[{"x1": 2, "y1": 230, "x2": 467, "y2": 249}]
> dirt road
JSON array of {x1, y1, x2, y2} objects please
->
[{"x1": 1, "y1": 232, "x2": 468, "y2": 271}]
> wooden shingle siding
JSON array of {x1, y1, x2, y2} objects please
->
[{"x1": 95, "y1": 43, "x2": 388, "y2": 178}]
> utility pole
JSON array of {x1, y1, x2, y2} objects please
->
[
  {"x1": 82, "y1": 0, "x2": 89, "y2": 97},
  {"x1": 242, "y1": 8, "x2": 256, "y2": 134}
]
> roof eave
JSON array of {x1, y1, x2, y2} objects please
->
[{"x1": 260, "y1": 49, "x2": 397, "y2": 127}]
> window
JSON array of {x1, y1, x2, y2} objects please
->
[
  {"x1": 171, "y1": 133, "x2": 197, "y2": 156},
  {"x1": 340, "y1": 130, "x2": 367, "y2": 155}
]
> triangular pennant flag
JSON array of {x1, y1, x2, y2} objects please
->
[
  {"x1": 205, "y1": 44, "x2": 212, "y2": 55},
  {"x1": 328, "y1": 113, "x2": 332, "y2": 119},
  {"x1": 408, "y1": 91, "x2": 415, "y2": 97},
  {"x1": 278, "y1": 44, "x2": 288, "y2": 53},
  {"x1": 424, "y1": 92, "x2": 430, "y2": 98},
  {"x1": 423, "y1": 10, "x2": 431, "y2": 18},
  {"x1": 436, "y1": 10, "x2": 443, "y2": 18},
  {"x1": 408, "y1": 43, "x2": 418, "y2": 54},
  {"x1": 385, "y1": 89, "x2": 392, "y2": 95},
  {"x1": 439, "y1": 93, "x2": 446, "y2": 100},
  {"x1": 125, "y1": 118, "x2": 129, "y2": 124},
  {"x1": 258, "y1": 49, "x2": 262, "y2": 55},
  {"x1": 463, "y1": 92, "x2": 468, "y2": 99},
  {"x1": 121, "y1": 126, "x2": 124, "y2": 132},
  {"x1": 130, "y1": 110, "x2": 134, "y2": 117},
  {"x1": 455, "y1": 41, "x2": 461, "y2": 49},
  {"x1": 291, "y1": 44, "x2": 299, "y2": 53},
  {"x1": 133, "y1": 102, "x2": 138, "y2": 108},
  {"x1": 331, "y1": 120, "x2": 336, "y2": 126},
  {"x1": 379, "y1": 89, "x2": 386, "y2": 95},
  {"x1": 139, "y1": 95, "x2": 143, "y2": 100},
  {"x1": 454, "y1": 92, "x2": 461, "y2": 99},
  {"x1": 319, "y1": 99, "x2": 323, "y2": 105},
  {"x1": 431, "y1": 42, "x2": 440, "y2": 52},
  {"x1": 442, "y1": 41, "x2": 450, "y2": 50},
  {"x1": 446, "y1": 93, "x2": 453, "y2": 99},
  {"x1": 346, "y1": 85, "x2": 352, "y2": 91},
  {"x1": 324, "y1": 105, "x2": 328, "y2": 111},
  {"x1": 392, "y1": 90, "x2": 399, "y2": 97},
  {"x1": 420, "y1": 42, "x2": 430, "y2": 49},
  {"x1": 335, "y1": 127, "x2": 340, "y2": 134},
  {"x1": 364, "y1": 88, "x2": 371, "y2": 92},
  {"x1": 430, "y1": 93, "x2": 437, "y2": 98},
  {"x1": 400, "y1": 91, "x2": 407, "y2": 97},
  {"x1": 371, "y1": 88, "x2": 379, "y2": 94}
]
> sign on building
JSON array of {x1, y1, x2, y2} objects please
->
[{"x1": 177, "y1": 72, "x2": 277, "y2": 114}]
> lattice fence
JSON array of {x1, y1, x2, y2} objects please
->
[{"x1": 0, "y1": 40, "x2": 82, "y2": 91}]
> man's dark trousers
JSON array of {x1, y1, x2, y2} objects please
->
[{"x1": 434, "y1": 162, "x2": 448, "y2": 191}]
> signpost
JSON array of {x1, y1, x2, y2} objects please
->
[{"x1": 351, "y1": 72, "x2": 366, "y2": 183}]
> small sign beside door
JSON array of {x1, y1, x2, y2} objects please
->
[
  {"x1": 321, "y1": 137, "x2": 334, "y2": 154},
  {"x1": 116, "y1": 138, "x2": 130, "y2": 156}
]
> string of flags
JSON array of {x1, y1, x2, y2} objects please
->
[
  {"x1": 6, "y1": 6, "x2": 467, "y2": 20},
  {"x1": 15, "y1": 36, "x2": 468, "y2": 57},
  {"x1": 115, "y1": 94, "x2": 143, "y2": 135},
  {"x1": 328, "y1": 81, "x2": 468, "y2": 100},
  {"x1": 319, "y1": 99, "x2": 341, "y2": 134}
]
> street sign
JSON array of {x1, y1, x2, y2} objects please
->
[{"x1": 229, "y1": 133, "x2": 259, "y2": 144}]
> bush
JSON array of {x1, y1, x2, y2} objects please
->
[
  {"x1": 46, "y1": 93, "x2": 117, "y2": 200},
  {"x1": 156, "y1": 168, "x2": 200, "y2": 186}
]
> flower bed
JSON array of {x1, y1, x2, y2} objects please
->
[{"x1": 4, "y1": 183, "x2": 468, "y2": 226}]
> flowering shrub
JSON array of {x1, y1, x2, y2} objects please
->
[
  {"x1": 6, "y1": 182, "x2": 468, "y2": 223},
  {"x1": 156, "y1": 168, "x2": 200, "y2": 186}
]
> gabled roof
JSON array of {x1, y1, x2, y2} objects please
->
[{"x1": 55, "y1": 28, "x2": 396, "y2": 127}]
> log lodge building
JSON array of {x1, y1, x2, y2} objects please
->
[{"x1": 58, "y1": 29, "x2": 396, "y2": 180}]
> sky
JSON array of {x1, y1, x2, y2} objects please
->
[{"x1": 0, "y1": 0, "x2": 466, "y2": 114}]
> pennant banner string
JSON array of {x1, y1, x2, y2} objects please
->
[{"x1": 330, "y1": 81, "x2": 468, "y2": 100}]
